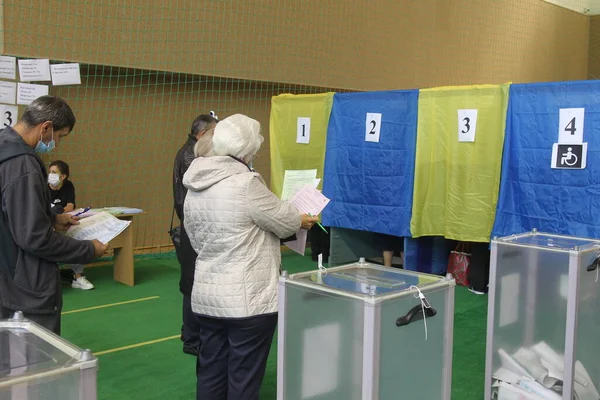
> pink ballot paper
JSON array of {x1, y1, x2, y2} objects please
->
[
  {"x1": 289, "y1": 184, "x2": 330, "y2": 215},
  {"x1": 284, "y1": 185, "x2": 330, "y2": 255}
]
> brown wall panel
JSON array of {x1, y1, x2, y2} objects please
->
[
  {"x1": 589, "y1": 15, "x2": 600, "y2": 79},
  {"x1": 5, "y1": 0, "x2": 589, "y2": 91}
]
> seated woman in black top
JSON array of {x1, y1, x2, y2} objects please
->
[{"x1": 48, "y1": 161, "x2": 95, "y2": 290}]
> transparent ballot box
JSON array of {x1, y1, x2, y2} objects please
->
[
  {"x1": 0, "y1": 312, "x2": 98, "y2": 400},
  {"x1": 277, "y1": 260, "x2": 455, "y2": 400},
  {"x1": 485, "y1": 231, "x2": 600, "y2": 400}
]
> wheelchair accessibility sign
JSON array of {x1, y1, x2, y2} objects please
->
[{"x1": 551, "y1": 143, "x2": 587, "y2": 169}]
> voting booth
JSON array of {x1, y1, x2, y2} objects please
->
[
  {"x1": 277, "y1": 260, "x2": 455, "y2": 400},
  {"x1": 485, "y1": 231, "x2": 600, "y2": 400},
  {"x1": 0, "y1": 312, "x2": 98, "y2": 400}
]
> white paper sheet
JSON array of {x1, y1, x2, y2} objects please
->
[
  {"x1": 17, "y1": 83, "x2": 49, "y2": 105},
  {"x1": 50, "y1": 63, "x2": 82, "y2": 86},
  {"x1": 289, "y1": 184, "x2": 330, "y2": 216},
  {"x1": 18, "y1": 59, "x2": 51, "y2": 81},
  {"x1": 497, "y1": 381, "x2": 546, "y2": 400},
  {"x1": 281, "y1": 169, "x2": 317, "y2": 200},
  {"x1": 284, "y1": 229, "x2": 308, "y2": 255},
  {"x1": 0, "y1": 56, "x2": 16, "y2": 80},
  {"x1": 65, "y1": 212, "x2": 131, "y2": 244},
  {"x1": 0, "y1": 81, "x2": 16, "y2": 104}
]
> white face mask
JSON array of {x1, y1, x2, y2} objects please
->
[{"x1": 48, "y1": 173, "x2": 61, "y2": 186}]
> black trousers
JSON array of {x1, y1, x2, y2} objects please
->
[
  {"x1": 468, "y1": 242, "x2": 491, "y2": 292},
  {"x1": 182, "y1": 294, "x2": 201, "y2": 355},
  {"x1": 195, "y1": 313, "x2": 278, "y2": 400},
  {"x1": 310, "y1": 225, "x2": 330, "y2": 262},
  {"x1": 0, "y1": 305, "x2": 61, "y2": 335}
]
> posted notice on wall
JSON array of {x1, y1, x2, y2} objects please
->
[
  {"x1": 50, "y1": 63, "x2": 81, "y2": 86},
  {"x1": 0, "y1": 81, "x2": 17, "y2": 104},
  {"x1": 0, "y1": 56, "x2": 16, "y2": 80},
  {"x1": 18, "y1": 59, "x2": 51, "y2": 82},
  {"x1": 17, "y1": 83, "x2": 49, "y2": 105}
]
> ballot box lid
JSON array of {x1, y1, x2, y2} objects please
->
[
  {"x1": 0, "y1": 314, "x2": 97, "y2": 387},
  {"x1": 494, "y1": 231, "x2": 600, "y2": 252},
  {"x1": 284, "y1": 261, "x2": 452, "y2": 302}
]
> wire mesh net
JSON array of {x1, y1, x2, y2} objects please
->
[{"x1": 0, "y1": 0, "x2": 592, "y2": 254}]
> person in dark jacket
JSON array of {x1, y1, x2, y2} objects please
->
[
  {"x1": 172, "y1": 113, "x2": 218, "y2": 355},
  {"x1": 0, "y1": 96, "x2": 108, "y2": 334}
]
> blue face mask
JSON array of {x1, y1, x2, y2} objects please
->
[{"x1": 34, "y1": 129, "x2": 55, "y2": 154}]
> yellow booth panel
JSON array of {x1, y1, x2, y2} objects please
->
[
  {"x1": 410, "y1": 84, "x2": 509, "y2": 242},
  {"x1": 269, "y1": 92, "x2": 334, "y2": 198}
]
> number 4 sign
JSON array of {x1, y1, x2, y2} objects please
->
[
  {"x1": 0, "y1": 105, "x2": 17, "y2": 128},
  {"x1": 558, "y1": 108, "x2": 584, "y2": 144}
]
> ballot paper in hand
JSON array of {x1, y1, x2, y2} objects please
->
[
  {"x1": 65, "y1": 212, "x2": 130, "y2": 244},
  {"x1": 283, "y1": 185, "x2": 330, "y2": 255},
  {"x1": 289, "y1": 184, "x2": 330, "y2": 216}
]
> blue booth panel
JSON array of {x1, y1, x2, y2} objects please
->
[
  {"x1": 322, "y1": 90, "x2": 418, "y2": 238},
  {"x1": 493, "y1": 81, "x2": 600, "y2": 239}
]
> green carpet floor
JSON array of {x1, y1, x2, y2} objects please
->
[{"x1": 61, "y1": 252, "x2": 488, "y2": 399}]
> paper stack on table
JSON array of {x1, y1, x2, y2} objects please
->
[
  {"x1": 65, "y1": 212, "x2": 131, "y2": 244},
  {"x1": 283, "y1": 184, "x2": 330, "y2": 255},
  {"x1": 492, "y1": 342, "x2": 600, "y2": 400}
]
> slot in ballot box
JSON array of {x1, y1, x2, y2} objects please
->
[
  {"x1": 0, "y1": 312, "x2": 98, "y2": 400},
  {"x1": 485, "y1": 231, "x2": 600, "y2": 400},
  {"x1": 277, "y1": 260, "x2": 455, "y2": 400}
]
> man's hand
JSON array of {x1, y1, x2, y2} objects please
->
[
  {"x1": 54, "y1": 213, "x2": 80, "y2": 231},
  {"x1": 91, "y1": 239, "x2": 109, "y2": 259}
]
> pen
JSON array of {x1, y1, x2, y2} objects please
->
[
  {"x1": 308, "y1": 213, "x2": 328, "y2": 234},
  {"x1": 73, "y1": 207, "x2": 91, "y2": 217}
]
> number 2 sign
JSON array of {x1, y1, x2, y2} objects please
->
[
  {"x1": 365, "y1": 112, "x2": 382, "y2": 143},
  {"x1": 0, "y1": 105, "x2": 17, "y2": 128}
]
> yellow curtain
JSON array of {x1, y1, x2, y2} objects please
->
[
  {"x1": 269, "y1": 92, "x2": 334, "y2": 198},
  {"x1": 410, "y1": 84, "x2": 510, "y2": 242}
]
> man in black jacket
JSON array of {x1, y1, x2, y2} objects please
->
[
  {"x1": 173, "y1": 113, "x2": 218, "y2": 355},
  {"x1": 0, "y1": 96, "x2": 108, "y2": 334}
]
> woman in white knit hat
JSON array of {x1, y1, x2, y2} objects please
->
[{"x1": 183, "y1": 113, "x2": 317, "y2": 399}]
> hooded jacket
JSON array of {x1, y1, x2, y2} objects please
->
[
  {"x1": 0, "y1": 127, "x2": 96, "y2": 314},
  {"x1": 183, "y1": 156, "x2": 301, "y2": 318}
]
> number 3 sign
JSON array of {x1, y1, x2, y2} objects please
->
[
  {"x1": 458, "y1": 109, "x2": 478, "y2": 142},
  {"x1": 0, "y1": 105, "x2": 17, "y2": 128}
]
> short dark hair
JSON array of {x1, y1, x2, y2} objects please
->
[
  {"x1": 49, "y1": 160, "x2": 70, "y2": 179},
  {"x1": 190, "y1": 114, "x2": 218, "y2": 137},
  {"x1": 21, "y1": 96, "x2": 76, "y2": 132}
]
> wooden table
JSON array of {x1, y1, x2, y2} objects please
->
[{"x1": 108, "y1": 213, "x2": 147, "y2": 286}]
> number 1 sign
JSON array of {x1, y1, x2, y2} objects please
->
[{"x1": 297, "y1": 117, "x2": 310, "y2": 144}]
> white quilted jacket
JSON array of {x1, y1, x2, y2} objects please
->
[{"x1": 182, "y1": 156, "x2": 301, "y2": 318}]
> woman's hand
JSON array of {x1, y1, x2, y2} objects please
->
[{"x1": 300, "y1": 214, "x2": 319, "y2": 230}]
